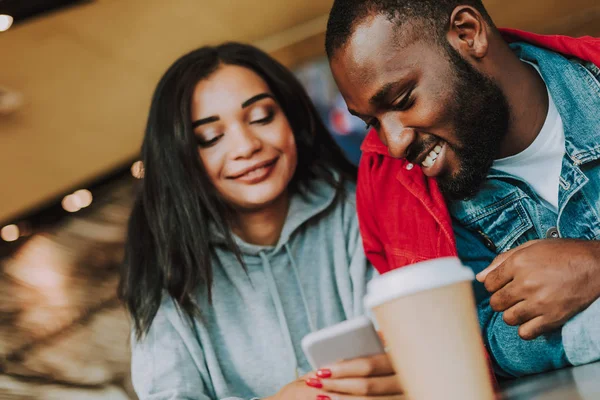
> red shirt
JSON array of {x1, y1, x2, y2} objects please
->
[{"x1": 357, "y1": 29, "x2": 600, "y2": 274}]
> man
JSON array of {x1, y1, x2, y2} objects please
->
[{"x1": 325, "y1": 0, "x2": 600, "y2": 377}]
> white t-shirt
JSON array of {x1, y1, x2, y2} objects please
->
[{"x1": 493, "y1": 62, "x2": 566, "y2": 213}]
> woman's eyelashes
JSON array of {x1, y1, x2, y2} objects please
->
[
  {"x1": 249, "y1": 108, "x2": 275, "y2": 125},
  {"x1": 196, "y1": 133, "x2": 223, "y2": 148},
  {"x1": 196, "y1": 108, "x2": 276, "y2": 148}
]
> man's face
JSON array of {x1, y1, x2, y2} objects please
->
[{"x1": 330, "y1": 14, "x2": 510, "y2": 200}]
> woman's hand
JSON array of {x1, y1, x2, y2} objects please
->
[
  {"x1": 265, "y1": 354, "x2": 403, "y2": 400},
  {"x1": 304, "y1": 353, "x2": 404, "y2": 399},
  {"x1": 263, "y1": 375, "x2": 323, "y2": 400}
]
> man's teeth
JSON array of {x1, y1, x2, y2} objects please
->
[{"x1": 422, "y1": 144, "x2": 443, "y2": 168}]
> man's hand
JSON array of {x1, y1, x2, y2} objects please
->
[{"x1": 476, "y1": 239, "x2": 600, "y2": 340}]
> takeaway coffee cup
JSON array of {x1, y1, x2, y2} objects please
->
[{"x1": 364, "y1": 257, "x2": 495, "y2": 400}]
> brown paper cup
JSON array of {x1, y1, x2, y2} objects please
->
[{"x1": 364, "y1": 257, "x2": 495, "y2": 400}]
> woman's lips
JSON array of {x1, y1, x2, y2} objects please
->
[{"x1": 230, "y1": 157, "x2": 279, "y2": 184}]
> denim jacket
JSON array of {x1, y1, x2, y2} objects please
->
[{"x1": 451, "y1": 42, "x2": 600, "y2": 378}]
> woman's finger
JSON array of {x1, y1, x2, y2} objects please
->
[
  {"x1": 319, "y1": 375, "x2": 401, "y2": 396},
  {"x1": 323, "y1": 353, "x2": 394, "y2": 378},
  {"x1": 315, "y1": 394, "x2": 405, "y2": 400}
]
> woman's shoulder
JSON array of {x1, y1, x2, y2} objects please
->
[
  {"x1": 308, "y1": 174, "x2": 357, "y2": 216},
  {"x1": 341, "y1": 178, "x2": 357, "y2": 198},
  {"x1": 286, "y1": 174, "x2": 358, "y2": 243},
  {"x1": 333, "y1": 176, "x2": 357, "y2": 210},
  {"x1": 340, "y1": 178, "x2": 359, "y2": 230},
  {"x1": 316, "y1": 176, "x2": 359, "y2": 235},
  {"x1": 153, "y1": 293, "x2": 200, "y2": 331}
]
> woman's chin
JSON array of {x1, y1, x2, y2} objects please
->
[{"x1": 230, "y1": 186, "x2": 288, "y2": 212}]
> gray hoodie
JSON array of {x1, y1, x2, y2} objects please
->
[{"x1": 131, "y1": 178, "x2": 375, "y2": 400}]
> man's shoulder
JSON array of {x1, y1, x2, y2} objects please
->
[{"x1": 502, "y1": 28, "x2": 600, "y2": 71}]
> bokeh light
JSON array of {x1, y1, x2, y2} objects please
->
[
  {"x1": 131, "y1": 161, "x2": 144, "y2": 179},
  {"x1": 0, "y1": 15, "x2": 14, "y2": 32},
  {"x1": 1, "y1": 224, "x2": 20, "y2": 242}
]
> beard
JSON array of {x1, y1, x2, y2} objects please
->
[{"x1": 435, "y1": 44, "x2": 511, "y2": 201}]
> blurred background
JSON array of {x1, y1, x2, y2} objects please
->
[{"x1": 0, "y1": 0, "x2": 599, "y2": 398}]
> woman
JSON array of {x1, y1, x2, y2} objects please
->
[{"x1": 119, "y1": 43, "x2": 403, "y2": 400}]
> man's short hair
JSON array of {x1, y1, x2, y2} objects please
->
[{"x1": 325, "y1": 0, "x2": 495, "y2": 58}]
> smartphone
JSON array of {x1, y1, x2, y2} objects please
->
[{"x1": 301, "y1": 316, "x2": 385, "y2": 369}]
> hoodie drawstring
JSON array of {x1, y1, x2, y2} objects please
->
[
  {"x1": 285, "y1": 244, "x2": 317, "y2": 333},
  {"x1": 259, "y1": 251, "x2": 299, "y2": 379},
  {"x1": 259, "y1": 245, "x2": 317, "y2": 380}
]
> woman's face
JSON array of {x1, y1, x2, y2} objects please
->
[{"x1": 191, "y1": 65, "x2": 297, "y2": 211}]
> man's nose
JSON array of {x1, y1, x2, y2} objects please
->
[{"x1": 380, "y1": 120, "x2": 416, "y2": 159}]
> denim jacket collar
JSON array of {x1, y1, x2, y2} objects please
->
[
  {"x1": 451, "y1": 43, "x2": 600, "y2": 227},
  {"x1": 508, "y1": 42, "x2": 600, "y2": 166}
]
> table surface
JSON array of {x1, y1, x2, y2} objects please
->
[{"x1": 499, "y1": 361, "x2": 600, "y2": 399}]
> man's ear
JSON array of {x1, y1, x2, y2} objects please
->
[{"x1": 446, "y1": 6, "x2": 490, "y2": 60}]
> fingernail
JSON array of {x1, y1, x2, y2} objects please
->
[
  {"x1": 476, "y1": 273, "x2": 484, "y2": 282},
  {"x1": 316, "y1": 396, "x2": 330, "y2": 400},
  {"x1": 316, "y1": 368, "x2": 332, "y2": 378},
  {"x1": 306, "y1": 378, "x2": 323, "y2": 389}
]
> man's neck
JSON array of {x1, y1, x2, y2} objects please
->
[
  {"x1": 495, "y1": 44, "x2": 549, "y2": 159},
  {"x1": 231, "y1": 192, "x2": 290, "y2": 247}
]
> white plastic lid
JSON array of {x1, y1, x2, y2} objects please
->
[{"x1": 364, "y1": 257, "x2": 475, "y2": 309}]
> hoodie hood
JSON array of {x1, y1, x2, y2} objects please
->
[{"x1": 209, "y1": 177, "x2": 339, "y2": 256}]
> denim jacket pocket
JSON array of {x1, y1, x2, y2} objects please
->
[{"x1": 455, "y1": 191, "x2": 535, "y2": 254}]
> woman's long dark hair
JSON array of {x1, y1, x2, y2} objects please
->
[{"x1": 119, "y1": 43, "x2": 357, "y2": 338}]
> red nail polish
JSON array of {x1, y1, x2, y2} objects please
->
[
  {"x1": 306, "y1": 378, "x2": 323, "y2": 389},
  {"x1": 316, "y1": 396, "x2": 330, "y2": 400},
  {"x1": 316, "y1": 369, "x2": 332, "y2": 378}
]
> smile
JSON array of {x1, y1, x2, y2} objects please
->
[
  {"x1": 228, "y1": 157, "x2": 279, "y2": 183},
  {"x1": 419, "y1": 141, "x2": 448, "y2": 178},
  {"x1": 421, "y1": 143, "x2": 443, "y2": 168}
]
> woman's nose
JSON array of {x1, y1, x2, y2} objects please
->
[{"x1": 230, "y1": 125, "x2": 262, "y2": 160}]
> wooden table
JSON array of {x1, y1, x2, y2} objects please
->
[{"x1": 500, "y1": 362, "x2": 600, "y2": 399}]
